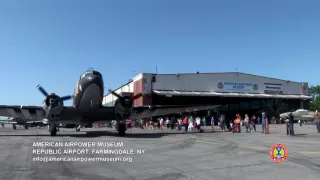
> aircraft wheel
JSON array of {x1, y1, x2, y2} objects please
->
[
  {"x1": 50, "y1": 124, "x2": 57, "y2": 136},
  {"x1": 24, "y1": 124, "x2": 28, "y2": 129},
  {"x1": 13, "y1": 125, "x2": 16, "y2": 130},
  {"x1": 118, "y1": 123, "x2": 126, "y2": 136}
]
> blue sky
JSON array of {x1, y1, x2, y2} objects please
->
[{"x1": 0, "y1": 0, "x2": 319, "y2": 106}]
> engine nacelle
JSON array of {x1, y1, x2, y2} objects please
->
[
  {"x1": 42, "y1": 94, "x2": 64, "y2": 116},
  {"x1": 114, "y1": 96, "x2": 133, "y2": 119}
]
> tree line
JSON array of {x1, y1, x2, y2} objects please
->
[{"x1": 309, "y1": 85, "x2": 320, "y2": 111}]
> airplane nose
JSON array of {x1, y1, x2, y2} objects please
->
[{"x1": 85, "y1": 74, "x2": 102, "y2": 83}]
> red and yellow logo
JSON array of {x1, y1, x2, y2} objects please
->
[
  {"x1": 217, "y1": 82, "x2": 223, "y2": 89},
  {"x1": 269, "y1": 144, "x2": 288, "y2": 162}
]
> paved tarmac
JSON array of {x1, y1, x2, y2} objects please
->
[{"x1": 0, "y1": 124, "x2": 319, "y2": 180}]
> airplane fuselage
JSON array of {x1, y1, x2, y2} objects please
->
[{"x1": 73, "y1": 70, "x2": 104, "y2": 109}]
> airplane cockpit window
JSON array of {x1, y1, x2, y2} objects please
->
[
  {"x1": 92, "y1": 71, "x2": 102, "y2": 77},
  {"x1": 80, "y1": 72, "x2": 92, "y2": 79},
  {"x1": 79, "y1": 71, "x2": 101, "y2": 79}
]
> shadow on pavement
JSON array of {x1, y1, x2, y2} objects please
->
[{"x1": 0, "y1": 129, "x2": 220, "y2": 138}]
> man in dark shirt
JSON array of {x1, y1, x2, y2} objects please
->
[{"x1": 288, "y1": 112, "x2": 294, "y2": 135}]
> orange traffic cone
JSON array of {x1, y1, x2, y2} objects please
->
[
  {"x1": 265, "y1": 120, "x2": 270, "y2": 134},
  {"x1": 211, "y1": 124, "x2": 214, "y2": 132}
]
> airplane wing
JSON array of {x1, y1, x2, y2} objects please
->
[
  {"x1": 0, "y1": 104, "x2": 221, "y2": 123},
  {"x1": 0, "y1": 120, "x2": 15, "y2": 124},
  {"x1": 0, "y1": 105, "x2": 44, "y2": 120}
]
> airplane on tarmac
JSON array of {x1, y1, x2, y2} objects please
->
[
  {"x1": 3, "y1": 117, "x2": 46, "y2": 129},
  {"x1": 279, "y1": 109, "x2": 317, "y2": 121},
  {"x1": 0, "y1": 69, "x2": 220, "y2": 136}
]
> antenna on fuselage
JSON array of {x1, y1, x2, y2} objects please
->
[{"x1": 88, "y1": 67, "x2": 94, "y2": 71}]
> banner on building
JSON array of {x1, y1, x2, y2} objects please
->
[
  {"x1": 216, "y1": 81, "x2": 259, "y2": 93},
  {"x1": 264, "y1": 83, "x2": 283, "y2": 94},
  {"x1": 142, "y1": 77, "x2": 152, "y2": 95}
]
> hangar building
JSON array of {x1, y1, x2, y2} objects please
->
[{"x1": 103, "y1": 72, "x2": 311, "y2": 120}]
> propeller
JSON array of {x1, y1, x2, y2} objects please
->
[
  {"x1": 108, "y1": 89, "x2": 122, "y2": 99},
  {"x1": 108, "y1": 89, "x2": 133, "y2": 108},
  {"x1": 37, "y1": 84, "x2": 73, "y2": 119}
]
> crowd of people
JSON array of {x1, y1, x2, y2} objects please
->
[
  {"x1": 139, "y1": 113, "x2": 266, "y2": 133},
  {"x1": 128, "y1": 110, "x2": 320, "y2": 135}
]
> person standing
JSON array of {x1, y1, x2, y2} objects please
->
[
  {"x1": 257, "y1": 116, "x2": 261, "y2": 124},
  {"x1": 211, "y1": 116, "x2": 214, "y2": 127},
  {"x1": 285, "y1": 115, "x2": 290, "y2": 135},
  {"x1": 196, "y1": 117, "x2": 202, "y2": 132},
  {"x1": 315, "y1": 110, "x2": 320, "y2": 133},
  {"x1": 250, "y1": 115, "x2": 256, "y2": 132},
  {"x1": 288, "y1": 112, "x2": 294, "y2": 135},
  {"x1": 235, "y1": 114, "x2": 241, "y2": 133},
  {"x1": 219, "y1": 114, "x2": 226, "y2": 132},
  {"x1": 299, "y1": 118, "x2": 303, "y2": 127},
  {"x1": 261, "y1": 112, "x2": 267, "y2": 133},
  {"x1": 159, "y1": 117, "x2": 164, "y2": 130},
  {"x1": 244, "y1": 114, "x2": 250, "y2": 132},
  {"x1": 182, "y1": 117, "x2": 188, "y2": 132},
  {"x1": 202, "y1": 117, "x2": 206, "y2": 126},
  {"x1": 171, "y1": 117, "x2": 175, "y2": 130}
]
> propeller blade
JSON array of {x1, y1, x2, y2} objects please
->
[
  {"x1": 108, "y1": 89, "x2": 122, "y2": 99},
  {"x1": 37, "y1": 85, "x2": 49, "y2": 97},
  {"x1": 45, "y1": 104, "x2": 52, "y2": 120},
  {"x1": 61, "y1": 95, "x2": 73, "y2": 101}
]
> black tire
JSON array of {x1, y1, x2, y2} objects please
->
[
  {"x1": 76, "y1": 128, "x2": 80, "y2": 132},
  {"x1": 50, "y1": 124, "x2": 57, "y2": 136},
  {"x1": 13, "y1": 125, "x2": 16, "y2": 130},
  {"x1": 118, "y1": 123, "x2": 126, "y2": 136},
  {"x1": 25, "y1": 124, "x2": 28, "y2": 129}
]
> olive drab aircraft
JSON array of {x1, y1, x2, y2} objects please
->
[{"x1": 0, "y1": 69, "x2": 220, "y2": 136}]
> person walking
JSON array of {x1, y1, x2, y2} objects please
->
[
  {"x1": 261, "y1": 112, "x2": 267, "y2": 133},
  {"x1": 244, "y1": 114, "x2": 250, "y2": 132},
  {"x1": 250, "y1": 115, "x2": 256, "y2": 132}
]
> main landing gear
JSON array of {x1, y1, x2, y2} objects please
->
[
  {"x1": 49, "y1": 123, "x2": 57, "y2": 136},
  {"x1": 116, "y1": 120, "x2": 126, "y2": 136},
  {"x1": 48, "y1": 123, "x2": 59, "y2": 136}
]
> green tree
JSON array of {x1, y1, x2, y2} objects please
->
[{"x1": 309, "y1": 85, "x2": 320, "y2": 111}]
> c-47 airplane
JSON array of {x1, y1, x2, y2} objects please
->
[{"x1": 0, "y1": 69, "x2": 220, "y2": 136}]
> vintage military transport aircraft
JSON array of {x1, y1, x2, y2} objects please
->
[
  {"x1": 280, "y1": 109, "x2": 317, "y2": 121},
  {"x1": 0, "y1": 70, "x2": 219, "y2": 136}
]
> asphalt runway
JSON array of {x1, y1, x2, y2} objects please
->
[{"x1": 0, "y1": 124, "x2": 319, "y2": 180}]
